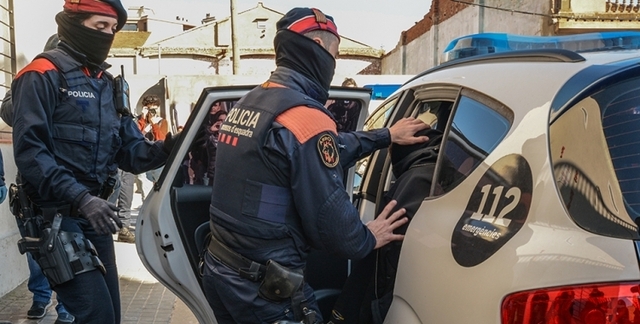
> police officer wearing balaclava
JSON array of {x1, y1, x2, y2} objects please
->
[
  {"x1": 11, "y1": 1, "x2": 175, "y2": 323},
  {"x1": 204, "y1": 7, "x2": 429, "y2": 324}
]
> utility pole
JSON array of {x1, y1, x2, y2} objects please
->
[{"x1": 230, "y1": 0, "x2": 240, "y2": 74}]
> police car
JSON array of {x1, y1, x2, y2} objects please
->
[{"x1": 138, "y1": 31, "x2": 640, "y2": 323}]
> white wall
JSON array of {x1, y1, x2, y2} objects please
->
[
  {"x1": 145, "y1": 19, "x2": 191, "y2": 44},
  {"x1": 0, "y1": 145, "x2": 29, "y2": 297},
  {"x1": 0, "y1": 0, "x2": 61, "y2": 297}
]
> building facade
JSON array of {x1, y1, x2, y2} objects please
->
[
  {"x1": 111, "y1": 2, "x2": 384, "y2": 77},
  {"x1": 381, "y1": 0, "x2": 640, "y2": 75}
]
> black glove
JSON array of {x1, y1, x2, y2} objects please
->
[
  {"x1": 162, "y1": 132, "x2": 177, "y2": 154},
  {"x1": 77, "y1": 194, "x2": 122, "y2": 235}
]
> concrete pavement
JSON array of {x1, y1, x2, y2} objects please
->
[
  {"x1": 0, "y1": 239, "x2": 198, "y2": 324},
  {"x1": 0, "y1": 192, "x2": 199, "y2": 324}
]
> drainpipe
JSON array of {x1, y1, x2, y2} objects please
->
[
  {"x1": 433, "y1": 0, "x2": 440, "y2": 67},
  {"x1": 133, "y1": 54, "x2": 138, "y2": 75},
  {"x1": 9, "y1": 0, "x2": 16, "y2": 78},
  {"x1": 401, "y1": 38, "x2": 407, "y2": 75},
  {"x1": 479, "y1": 0, "x2": 485, "y2": 33}
]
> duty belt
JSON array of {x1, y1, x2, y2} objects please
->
[
  {"x1": 207, "y1": 236, "x2": 266, "y2": 282},
  {"x1": 35, "y1": 204, "x2": 79, "y2": 219}
]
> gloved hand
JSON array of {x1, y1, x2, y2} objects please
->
[
  {"x1": 77, "y1": 194, "x2": 122, "y2": 235},
  {"x1": 162, "y1": 132, "x2": 178, "y2": 154},
  {"x1": 0, "y1": 185, "x2": 6, "y2": 204}
]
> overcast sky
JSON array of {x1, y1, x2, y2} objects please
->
[
  {"x1": 18, "y1": 0, "x2": 430, "y2": 61},
  {"x1": 121, "y1": 0, "x2": 431, "y2": 50}
]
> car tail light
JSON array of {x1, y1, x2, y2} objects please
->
[{"x1": 501, "y1": 282, "x2": 640, "y2": 324}]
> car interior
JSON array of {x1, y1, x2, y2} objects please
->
[{"x1": 342, "y1": 87, "x2": 517, "y2": 316}]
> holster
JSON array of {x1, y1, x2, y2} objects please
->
[
  {"x1": 17, "y1": 211, "x2": 106, "y2": 287},
  {"x1": 258, "y1": 259, "x2": 304, "y2": 303},
  {"x1": 17, "y1": 212, "x2": 74, "y2": 286},
  {"x1": 34, "y1": 226, "x2": 76, "y2": 286}
]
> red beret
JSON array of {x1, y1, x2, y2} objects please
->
[
  {"x1": 277, "y1": 8, "x2": 340, "y2": 41},
  {"x1": 63, "y1": 0, "x2": 127, "y2": 31}
]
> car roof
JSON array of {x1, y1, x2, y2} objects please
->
[{"x1": 399, "y1": 49, "x2": 640, "y2": 117}]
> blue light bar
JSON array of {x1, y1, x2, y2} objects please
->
[{"x1": 442, "y1": 31, "x2": 640, "y2": 63}]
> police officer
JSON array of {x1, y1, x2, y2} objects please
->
[
  {"x1": 204, "y1": 7, "x2": 429, "y2": 324},
  {"x1": 11, "y1": 1, "x2": 175, "y2": 323}
]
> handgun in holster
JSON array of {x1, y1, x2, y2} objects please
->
[
  {"x1": 259, "y1": 260, "x2": 319, "y2": 324},
  {"x1": 14, "y1": 185, "x2": 106, "y2": 286},
  {"x1": 114, "y1": 65, "x2": 131, "y2": 117},
  {"x1": 9, "y1": 181, "x2": 42, "y2": 239}
]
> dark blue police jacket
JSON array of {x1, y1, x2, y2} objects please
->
[
  {"x1": 210, "y1": 67, "x2": 391, "y2": 270},
  {"x1": 12, "y1": 43, "x2": 167, "y2": 208}
]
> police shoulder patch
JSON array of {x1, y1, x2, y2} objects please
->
[{"x1": 317, "y1": 134, "x2": 339, "y2": 168}]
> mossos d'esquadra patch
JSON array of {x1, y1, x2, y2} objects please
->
[
  {"x1": 317, "y1": 134, "x2": 339, "y2": 168},
  {"x1": 451, "y1": 154, "x2": 532, "y2": 267}
]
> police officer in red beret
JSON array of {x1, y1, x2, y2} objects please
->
[
  {"x1": 204, "y1": 7, "x2": 429, "y2": 324},
  {"x1": 11, "y1": 1, "x2": 175, "y2": 323}
]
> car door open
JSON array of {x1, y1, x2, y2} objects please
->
[{"x1": 137, "y1": 85, "x2": 372, "y2": 323}]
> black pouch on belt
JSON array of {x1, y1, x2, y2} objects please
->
[{"x1": 258, "y1": 259, "x2": 304, "y2": 302}]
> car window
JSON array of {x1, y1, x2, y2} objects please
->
[
  {"x1": 438, "y1": 93, "x2": 512, "y2": 194},
  {"x1": 551, "y1": 76, "x2": 640, "y2": 239},
  {"x1": 602, "y1": 84, "x2": 640, "y2": 216},
  {"x1": 353, "y1": 97, "x2": 399, "y2": 191},
  {"x1": 415, "y1": 100, "x2": 451, "y2": 130},
  {"x1": 364, "y1": 97, "x2": 398, "y2": 131},
  {"x1": 325, "y1": 98, "x2": 362, "y2": 132},
  {"x1": 179, "y1": 99, "x2": 234, "y2": 186}
]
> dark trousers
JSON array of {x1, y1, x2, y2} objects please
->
[
  {"x1": 52, "y1": 216, "x2": 120, "y2": 324},
  {"x1": 202, "y1": 252, "x2": 321, "y2": 324},
  {"x1": 116, "y1": 170, "x2": 134, "y2": 228},
  {"x1": 27, "y1": 253, "x2": 70, "y2": 315}
]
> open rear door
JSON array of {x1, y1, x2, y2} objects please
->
[{"x1": 137, "y1": 85, "x2": 371, "y2": 323}]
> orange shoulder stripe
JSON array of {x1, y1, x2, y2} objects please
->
[
  {"x1": 15, "y1": 58, "x2": 57, "y2": 79},
  {"x1": 275, "y1": 106, "x2": 337, "y2": 144}
]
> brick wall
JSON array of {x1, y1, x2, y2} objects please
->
[{"x1": 402, "y1": 0, "x2": 470, "y2": 45}]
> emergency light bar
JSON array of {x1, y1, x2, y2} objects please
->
[{"x1": 443, "y1": 31, "x2": 640, "y2": 63}]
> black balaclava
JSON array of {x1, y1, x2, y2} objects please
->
[
  {"x1": 274, "y1": 29, "x2": 336, "y2": 102},
  {"x1": 55, "y1": 11, "x2": 114, "y2": 65},
  {"x1": 273, "y1": 8, "x2": 340, "y2": 103}
]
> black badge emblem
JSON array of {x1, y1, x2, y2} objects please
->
[
  {"x1": 451, "y1": 154, "x2": 532, "y2": 267},
  {"x1": 317, "y1": 134, "x2": 339, "y2": 168}
]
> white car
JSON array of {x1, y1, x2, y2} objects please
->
[{"x1": 138, "y1": 31, "x2": 640, "y2": 323}]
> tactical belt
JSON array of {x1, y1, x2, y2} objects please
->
[
  {"x1": 31, "y1": 204, "x2": 79, "y2": 219},
  {"x1": 47, "y1": 204, "x2": 79, "y2": 218},
  {"x1": 207, "y1": 235, "x2": 266, "y2": 282}
]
